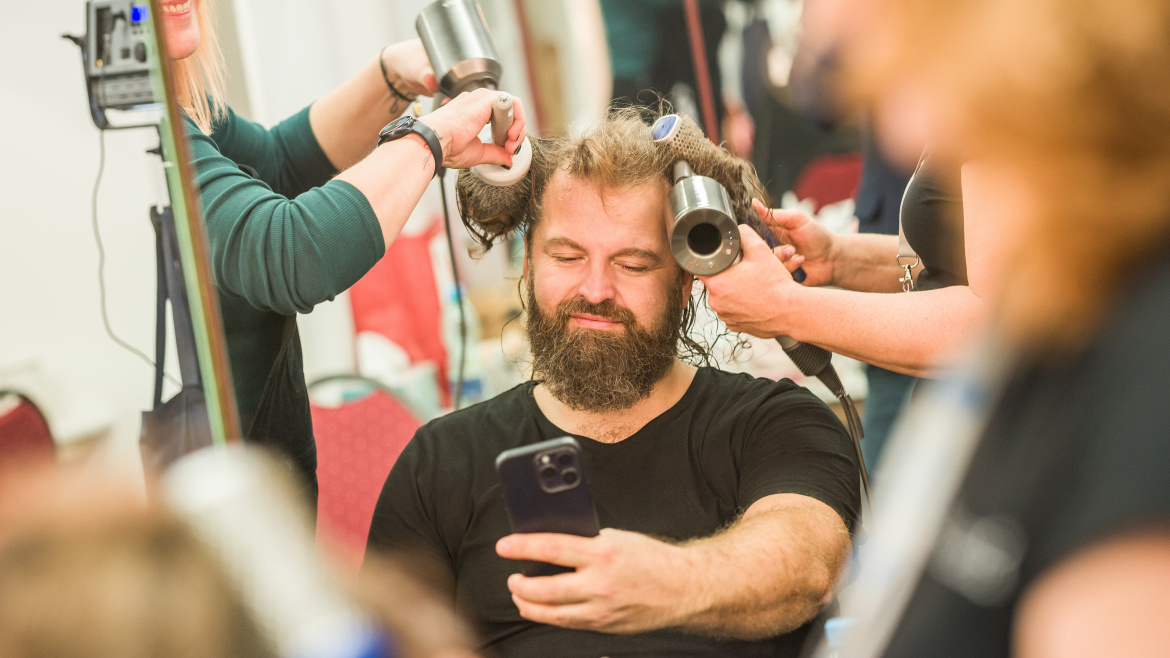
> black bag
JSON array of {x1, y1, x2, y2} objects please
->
[{"x1": 140, "y1": 206, "x2": 212, "y2": 471}]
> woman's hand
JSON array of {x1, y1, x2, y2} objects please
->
[
  {"x1": 700, "y1": 226, "x2": 802, "y2": 338},
  {"x1": 380, "y1": 39, "x2": 439, "y2": 98},
  {"x1": 754, "y1": 200, "x2": 837, "y2": 287},
  {"x1": 419, "y1": 88, "x2": 528, "y2": 170}
]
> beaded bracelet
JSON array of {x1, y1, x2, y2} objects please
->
[{"x1": 379, "y1": 47, "x2": 417, "y2": 106}]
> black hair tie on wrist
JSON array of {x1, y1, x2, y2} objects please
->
[{"x1": 379, "y1": 48, "x2": 417, "y2": 106}]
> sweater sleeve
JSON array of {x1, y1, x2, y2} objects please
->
[
  {"x1": 184, "y1": 110, "x2": 386, "y2": 315},
  {"x1": 212, "y1": 105, "x2": 338, "y2": 197}
]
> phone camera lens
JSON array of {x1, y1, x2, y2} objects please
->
[
  {"x1": 557, "y1": 453, "x2": 573, "y2": 467},
  {"x1": 561, "y1": 469, "x2": 579, "y2": 485},
  {"x1": 540, "y1": 465, "x2": 557, "y2": 479}
]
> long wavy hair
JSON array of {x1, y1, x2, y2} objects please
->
[
  {"x1": 168, "y1": 0, "x2": 227, "y2": 134},
  {"x1": 845, "y1": 0, "x2": 1170, "y2": 353}
]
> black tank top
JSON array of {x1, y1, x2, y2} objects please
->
[{"x1": 900, "y1": 152, "x2": 966, "y2": 291}]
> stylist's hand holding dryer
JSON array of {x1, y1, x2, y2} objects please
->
[
  {"x1": 704, "y1": 184, "x2": 994, "y2": 379},
  {"x1": 160, "y1": 0, "x2": 525, "y2": 506}
]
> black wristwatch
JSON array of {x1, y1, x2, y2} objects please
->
[{"x1": 378, "y1": 115, "x2": 444, "y2": 178}]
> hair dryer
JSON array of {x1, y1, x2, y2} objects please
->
[{"x1": 416, "y1": 0, "x2": 531, "y2": 186}]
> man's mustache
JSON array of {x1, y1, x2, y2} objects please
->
[{"x1": 554, "y1": 297, "x2": 637, "y2": 328}]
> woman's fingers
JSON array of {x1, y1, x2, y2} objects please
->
[
  {"x1": 508, "y1": 97, "x2": 527, "y2": 153},
  {"x1": 774, "y1": 246, "x2": 806, "y2": 273}
]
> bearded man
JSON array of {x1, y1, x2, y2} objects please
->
[{"x1": 365, "y1": 111, "x2": 861, "y2": 658}]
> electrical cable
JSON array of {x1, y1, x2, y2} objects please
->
[
  {"x1": 92, "y1": 47, "x2": 180, "y2": 388},
  {"x1": 437, "y1": 171, "x2": 467, "y2": 411},
  {"x1": 682, "y1": 0, "x2": 721, "y2": 144}
]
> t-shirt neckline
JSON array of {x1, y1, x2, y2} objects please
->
[{"x1": 521, "y1": 367, "x2": 711, "y2": 447}]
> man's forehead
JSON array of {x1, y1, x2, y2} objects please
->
[{"x1": 537, "y1": 171, "x2": 673, "y2": 247}]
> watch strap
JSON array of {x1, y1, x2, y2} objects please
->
[
  {"x1": 379, "y1": 117, "x2": 444, "y2": 179},
  {"x1": 410, "y1": 120, "x2": 445, "y2": 179}
]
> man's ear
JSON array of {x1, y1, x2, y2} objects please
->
[{"x1": 681, "y1": 273, "x2": 695, "y2": 307}]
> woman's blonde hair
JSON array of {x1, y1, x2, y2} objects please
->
[
  {"x1": 169, "y1": 0, "x2": 227, "y2": 134},
  {"x1": 846, "y1": 0, "x2": 1170, "y2": 351}
]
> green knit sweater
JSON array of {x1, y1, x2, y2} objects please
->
[{"x1": 183, "y1": 106, "x2": 384, "y2": 433}]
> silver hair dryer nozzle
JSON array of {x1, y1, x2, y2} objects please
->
[
  {"x1": 655, "y1": 115, "x2": 743, "y2": 275},
  {"x1": 667, "y1": 166, "x2": 742, "y2": 275},
  {"x1": 416, "y1": 0, "x2": 502, "y2": 97}
]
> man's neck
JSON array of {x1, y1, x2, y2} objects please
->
[{"x1": 533, "y1": 361, "x2": 698, "y2": 444}]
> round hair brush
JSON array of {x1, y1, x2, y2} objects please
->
[{"x1": 455, "y1": 136, "x2": 546, "y2": 251}]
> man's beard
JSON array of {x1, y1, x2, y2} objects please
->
[{"x1": 525, "y1": 276, "x2": 684, "y2": 412}]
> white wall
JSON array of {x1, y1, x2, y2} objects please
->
[{"x1": 0, "y1": 0, "x2": 179, "y2": 473}]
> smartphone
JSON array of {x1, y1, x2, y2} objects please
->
[{"x1": 495, "y1": 437, "x2": 601, "y2": 577}]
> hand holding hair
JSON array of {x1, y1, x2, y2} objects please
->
[{"x1": 753, "y1": 199, "x2": 837, "y2": 287}]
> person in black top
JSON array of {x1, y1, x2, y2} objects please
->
[
  {"x1": 365, "y1": 110, "x2": 861, "y2": 658},
  {"x1": 801, "y1": 0, "x2": 1170, "y2": 655}
]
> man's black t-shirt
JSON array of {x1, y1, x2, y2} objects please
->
[
  {"x1": 880, "y1": 249, "x2": 1170, "y2": 657},
  {"x1": 367, "y1": 367, "x2": 861, "y2": 658}
]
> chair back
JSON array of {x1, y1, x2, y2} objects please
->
[
  {"x1": 309, "y1": 376, "x2": 421, "y2": 573},
  {"x1": 0, "y1": 391, "x2": 55, "y2": 465}
]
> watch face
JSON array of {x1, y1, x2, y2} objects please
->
[{"x1": 379, "y1": 115, "x2": 416, "y2": 144}]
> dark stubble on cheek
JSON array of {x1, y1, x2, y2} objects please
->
[{"x1": 526, "y1": 274, "x2": 684, "y2": 412}]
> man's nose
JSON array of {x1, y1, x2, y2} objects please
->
[{"x1": 577, "y1": 261, "x2": 617, "y2": 305}]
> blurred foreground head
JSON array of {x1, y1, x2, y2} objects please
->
[
  {"x1": 0, "y1": 458, "x2": 478, "y2": 658},
  {"x1": 843, "y1": 0, "x2": 1170, "y2": 349},
  {"x1": 0, "y1": 467, "x2": 273, "y2": 658}
]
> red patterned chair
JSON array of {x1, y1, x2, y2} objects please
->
[{"x1": 310, "y1": 376, "x2": 421, "y2": 573}]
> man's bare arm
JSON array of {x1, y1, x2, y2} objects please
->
[
  {"x1": 674, "y1": 493, "x2": 851, "y2": 638},
  {"x1": 496, "y1": 492, "x2": 852, "y2": 638}
]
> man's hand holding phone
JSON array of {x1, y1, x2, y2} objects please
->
[{"x1": 495, "y1": 529, "x2": 698, "y2": 634}]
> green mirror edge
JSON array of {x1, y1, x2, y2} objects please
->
[{"x1": 144, "y1": 0, "x2": 241, "y2": 445}]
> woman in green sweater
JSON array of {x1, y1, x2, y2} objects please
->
[{"x1": 160, "y1": 0, "x2": 526, "y2": 507}]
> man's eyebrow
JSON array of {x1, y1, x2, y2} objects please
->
[
  {"x1": 542, "y1": 237, "x2": 586, "y2": 251},
  {"x1": 611, "y1": 248, "x2": 664, "y2": 266}
]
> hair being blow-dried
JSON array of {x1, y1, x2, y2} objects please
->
[
  {"x1": 456, "y1": 107, "x2": 768, "y2": 251},
  {"x1": 457, "y1": 106, "x2": 769, "y2": 366}
]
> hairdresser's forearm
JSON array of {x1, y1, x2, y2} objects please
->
[
  {"x1": 334, "y1": 134, "x2": 436, "y2": 250},
  {"x1": 310, "y1": 54, "x2": 409, "y2": 171},
  {"x1": 784, "y1": 284, "x2": 988, "y2": 376},
  {"x1": 829, "y1": 233, "x2": 918, "y2": 293}
]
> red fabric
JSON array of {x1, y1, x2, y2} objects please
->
[
  {"x1": 313, "y1": 389, "x2": 420, "y2": 573},
  {"x1": 0, "y1": 396, "x2": 54, "y2": 463},
  {"x1": 793, "y1": 154, "x2": 863, "y2": 212},
  {"x1": 348, "y1": 218, "x2": 450, "y2": 407}
]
